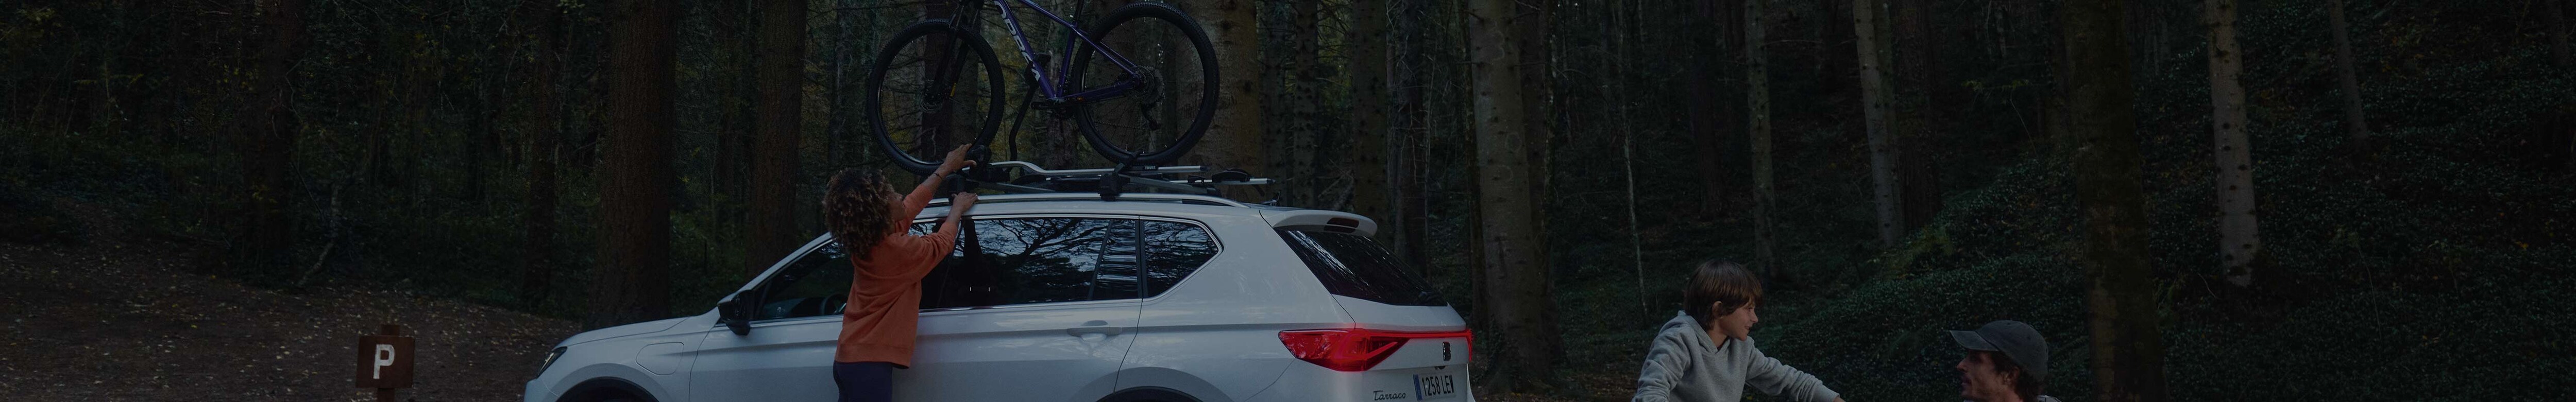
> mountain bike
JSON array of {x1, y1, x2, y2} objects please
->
[{"x1": 865, "y1": 0, "x2": 1218, "y2": 176}]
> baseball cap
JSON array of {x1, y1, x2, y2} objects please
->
[{"x1": 1949, "y1": 320, "x2": 2047, "y2": 383}]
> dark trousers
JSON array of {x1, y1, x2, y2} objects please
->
[{"x1": 833, "y1": 361, "x2": 895, "y2": 402}]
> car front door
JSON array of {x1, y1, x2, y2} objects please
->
[
  {"x1": 687, "y1": 238, "x2": 850, "y2": 402},
  {"x1": 896, "y1": 216, "x2": 1146, "y2": 401}
]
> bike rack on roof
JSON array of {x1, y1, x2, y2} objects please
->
[{"x1": 953, "y1": 160, "x2": 1272, "y2": 202}]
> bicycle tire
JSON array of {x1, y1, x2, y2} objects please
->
[
  {"x1": 1066, "y1": 2, "x2": 1220, "y2": 166},
  {"x1": 865, "y1": 20, "x2": 1006, "y2": 176}
]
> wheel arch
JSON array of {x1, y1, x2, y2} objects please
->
[
  {"x1": 1099, "y1": 386, "x2": 1204, "y2": 402},
  {"x1": 559, "y1": 377, "x2": 657, "y2": 402}
]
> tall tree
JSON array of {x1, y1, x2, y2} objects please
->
[
  {"x1": 748, "y1": 0, "x2": 806, "y2": 275},
  {"x1": 592, "y1": 0, "x2": 679, "y2": 329},
  {"x1": 1285, "y1": 0, "x2": 1325, "y2": 205},
  {"x1": 2206, "y1": 0, "x2": 2262, "y2": 287},
  {"x1": 1747, "y1": 0, "x2": 1779, "y2": 277},
  {"x1": 231, "y1": 0, "x2": 310, "y2": 272},
  {"x1": 519, "y1": 0, "x2": 567, "y2": 309},
  {"x1": 1185, "y1": 0, "x2": 1267, "y2": 199},
  {"x1": 2061, "y1": 0, "x2": 2172, "y2": 400},
  {"x1": 711, "y1": 1, "x2": 757, "y2": 208},
  {"x1": 1854, "y1": 0, "x2": 1902, "y2": 249},
  {"x1": 1893, "y1": 0, "x2": 1941, "y2": 233},
  {"x1": 1517, "y1": 0, "x2": 1556, "y2": 270},
  {"x1": 1350, "y1": 0, "x2": 1394, "y2": 236},
  {"x1": 1391, "y1": 0, "x2": 1432, "y2": 273},
  {"x1": 2545, "y1": 0, "x2": 2571, "y2": 67},
  {"x1": 1467, "y1": 0, "x2": 1558, "y2": 391},
  {"x1": 1687, "y1": 0, "x2": 1733, "y2": 215},
  {"x1": 2327, "y1": 0, "x2": 2370, "y2": 143}
]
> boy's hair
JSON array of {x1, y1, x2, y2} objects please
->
[
  {"x1": 1979, "y1": 351, "x2": 2045, "y2": 401},
  {"x1": 1682, "y1": 259, "x2": 1764, "y2": 331},
  {"x1": 821, "y1": 168, "x2": 897, "y2": 261}
]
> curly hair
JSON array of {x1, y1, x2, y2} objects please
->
[
  {"x1": 1682, "y1": 259, "x2": 1764, "y2": 331},
  {"x1": 822, "y1": 168, "x2": 899, "y2": 261}
]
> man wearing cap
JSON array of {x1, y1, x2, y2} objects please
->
[{"x1": 1948, "y1": 320, "x2": 2059, "y2": 402}]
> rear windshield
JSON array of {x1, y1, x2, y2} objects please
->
[{"x1": 1277, "y1": 230, "x2": 1446, "y2": 306}]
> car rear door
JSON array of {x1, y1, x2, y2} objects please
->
[{"x1": 896, "y1": 215, "x2": 1147, "y2": 401}]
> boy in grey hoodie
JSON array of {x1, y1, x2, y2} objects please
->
[{"x1": 1632, "y1": 260, "x2": 1844, "y2": 402}]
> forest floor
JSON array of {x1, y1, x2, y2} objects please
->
[
  {"x1": 0, "y1": 195, "x2": 580, "y2": 401},
  {"x1": 0, "y1": 190, "x2": 1638, "y2": 401}
]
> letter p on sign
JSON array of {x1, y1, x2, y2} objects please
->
[
  {"x1": 355, "y1": 325, "x2": 415, "y2": 389},
  {"x1": 374, "y1": 344, "x2": 397, "y2": 378}
]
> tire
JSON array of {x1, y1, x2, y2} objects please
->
[
  {"x1": 866, "y1": 19, "x2": 1006, "y2": 176},
  {"x1": 1066, "y1": 2, "x2": 1219, "y2": 166}
]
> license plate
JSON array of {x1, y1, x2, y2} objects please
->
[{"x1": 1414, "y1": 373, "x2": 1458, "y2": 400}]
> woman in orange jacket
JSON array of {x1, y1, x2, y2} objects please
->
[{"x1": 818, "y1": 145, "x2": 977, "y2": 402}]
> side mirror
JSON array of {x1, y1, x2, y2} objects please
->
[{"x1": 717, "y1": 291, "x2": 753, "y2": 336}]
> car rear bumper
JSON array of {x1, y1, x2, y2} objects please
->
[{"x1": 1242, "y1": 364, "x2": 1475, "y2": 402}]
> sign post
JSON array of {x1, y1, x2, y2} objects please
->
[{"x1": 355, "y1": 324, "x2": 415, "y2": 402}]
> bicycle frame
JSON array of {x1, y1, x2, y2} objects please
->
[{"x1": 969, "y1": 0, "x2": 1147, "y2": 104}]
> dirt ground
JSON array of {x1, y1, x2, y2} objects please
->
[
  {"x1": 0, "y1": 197, "x2": 1642, "y2": 401},
  {"x1": 0, "y1": 201, "x2": 581, "y2": 401}
]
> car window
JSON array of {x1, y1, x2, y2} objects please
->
[
  {"x1": 919, "y1": 217, "x2": 1114, "y2": 309},
  {"x1": 1278, "y1": 229, "x2": 1445, "y2": 306},
  {"x1": 915, "y1": 216, "x2": 1221, "y2": 309},
  {"x1": 1142, "y1": 221, "x2": 1218, "y2": 299},
  {"x1": 751, "y1": 240, "x2": 852, "y2": 321}
]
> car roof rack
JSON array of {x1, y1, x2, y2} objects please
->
[
  {"x1": 948, "y1": 160, "x2": 1274, "y2": 203},
  {"x1": 925, "y1": 192, "x2": 1251, "y2": 208}
]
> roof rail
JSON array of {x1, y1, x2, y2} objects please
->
[
  {"x1": 948, "y1": 160, "x2": 1273, "y2": 203},
  {"x1": 925, "y1": 192, "x2": 1251, "y2": 208}
]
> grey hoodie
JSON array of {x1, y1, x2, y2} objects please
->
[{"x1": 1633, "y1": 312, "x2": 1840, "y2": 402}]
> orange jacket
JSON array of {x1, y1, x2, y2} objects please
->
[{"x1": 835, "y1": 187, "x2": 957, "y2": 366}]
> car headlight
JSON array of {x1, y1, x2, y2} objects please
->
[{"x1": 538, "y1": 346, "x2": 567, "y2": 374}]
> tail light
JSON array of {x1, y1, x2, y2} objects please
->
[{"x1": 1278, "y1": 328, "x2": 1473, "y2": 372}]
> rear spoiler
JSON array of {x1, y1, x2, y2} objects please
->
[{"x1": 1261, "y1": 209, "x2": 1378, "y2": 237}]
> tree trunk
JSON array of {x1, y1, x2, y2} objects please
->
[
  {"x1": 592, "y1": 0, "x2": 679, "y2": 329},
  {"x1": 1687, "y1": 0, "x2": 1727, "y2": 214},
  {"x1": 520, "y1": 0, "x2": 567, "y2": 309},
  {"x1": 713, "y1": 1, "x2": 755, "y2": 209},
  {"x1": 1393, "y1": 0, "x2": 1431, "y2": 274},
  {"x1": 2207, "y1": 0, "x2": 2262, "y2": 287},
  {"x1": 2547, "y1": 0, "x2": 2571, "y2": 67},
  {"x1": 1854, "y1": 0, "x2": 1901, "y2": 249},
  {"x1": 231, "y1": 0, "x2": 310, "y2": 273},
  {"x1": 2327, "y1": 0, "x2": 2370, "y2": 143},
  {"x1": 1689, "y1": 0, "x2": 1734, "y2": 217},
  {"x1": 2061, "y1": 0, "x2": 2172, "y2": 400},
  {"x1": 1351, "y1": 0, "x2": 1393, "y2": 237},
  {"x1": 827, "y1": 0, "x2": 859, "y2": 168},
  {"x1": 1893, "y1": 0, "x2": 1941, "y2": 233},
  {"x1": 1286, "y1": 0, "x2": 1326, "y2": 206},
  {"x1": 1185, "y1": 0, "x2": 1266, "y2": 200},
  {"x1": 1468, "y1": 0, "x2": 1557, "y2": 392},
  {"x1": 749, "y1": 0, "x2": 806, "y2": 276},
  {"x1": 1747, "y1": 0, "x2": 1779, "y2": 277}
]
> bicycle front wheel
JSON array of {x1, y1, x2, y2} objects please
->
[
  {"x1": 1066, "y1": 2, "x2": 1219, "y2": 166},
  {"x1": 865, "y1": 19, "x2": 1005, "y2": 176}
]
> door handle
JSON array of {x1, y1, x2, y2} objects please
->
[{"x1": 1066, "y1": 321, "x2": 1124, "y2": 337}]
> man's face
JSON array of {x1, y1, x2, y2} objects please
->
[
  {"x1": 1710, "y1": 302, "x2": 1758, "y2": 341},
  {"x1": 1955, "y1": 351, "x2": 2018, "y2": 401}
]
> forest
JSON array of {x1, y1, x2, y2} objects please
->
[{"x1": 4, "y1": 0, "x2": 2573, "y2": 400}]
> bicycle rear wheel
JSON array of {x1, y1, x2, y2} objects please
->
[
  {"x1": 1066, "y1": 2, "x2": 1219, "y2": 166},
  {"x1": 865, "y1": 20, "x2": 1005, "y2": 176}
]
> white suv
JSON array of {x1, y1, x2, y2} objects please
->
[{"x1": 524, "y1": 193, "x2": 1475, "y2": 402}]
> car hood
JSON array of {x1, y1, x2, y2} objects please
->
[{"x1": 556, "y1": 317, "x2": 690, "y2": 347}]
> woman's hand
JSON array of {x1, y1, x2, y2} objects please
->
[
  {"x1": 948, "y1": 192, "x2": 978, "y2": 216},
  {"x1": 935, "y1": 144, "x2": 976, "y2": 176}
]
